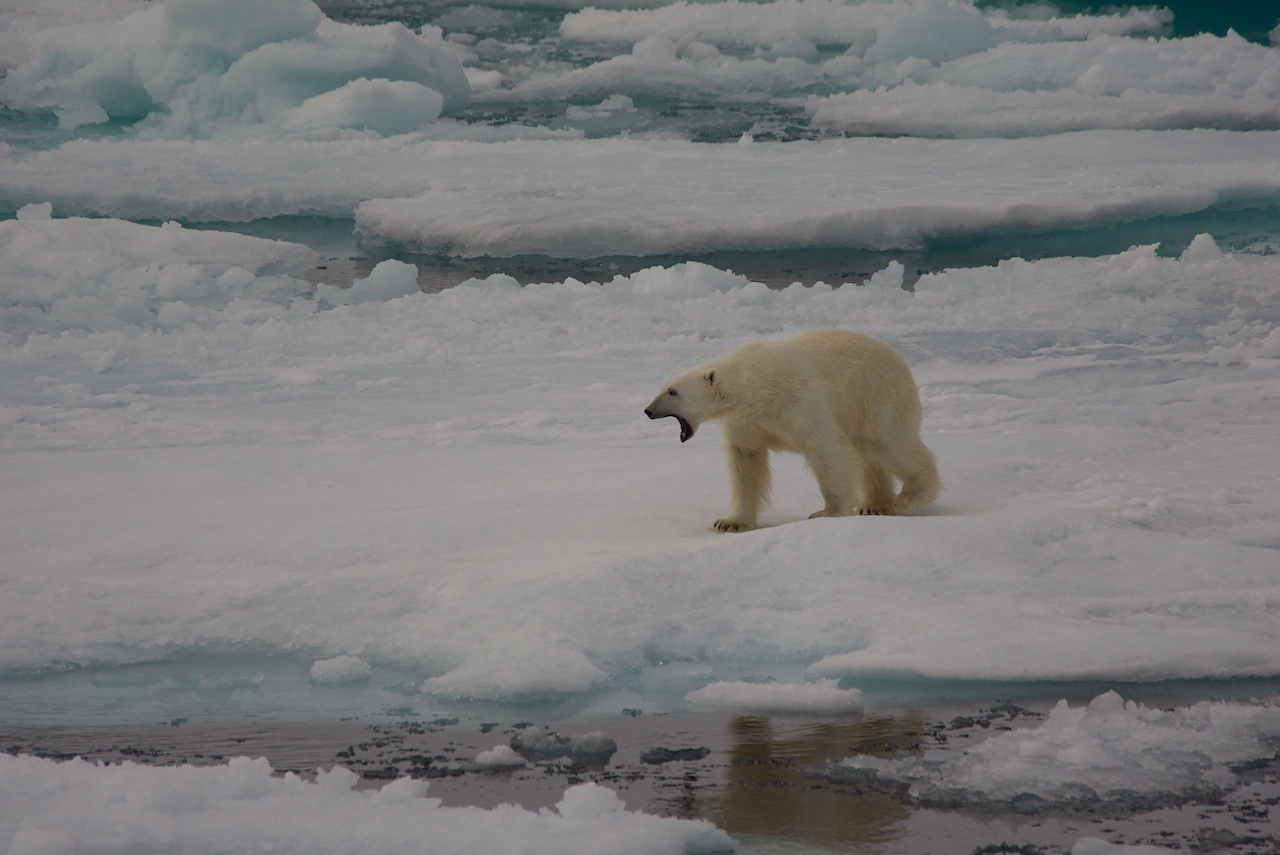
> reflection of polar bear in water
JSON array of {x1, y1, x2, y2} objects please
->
[{"x1": 645, "y1": 329, "x2": 940, "y2": 532}]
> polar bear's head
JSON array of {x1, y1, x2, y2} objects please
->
[{"x1": 644, "y1": 364, "x2": 727, "y2": 442}]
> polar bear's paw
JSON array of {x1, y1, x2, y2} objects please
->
[
  {"x1": 712, "y1": 517, "x2": 756, "y2": 533},
  {"x1": 812, "y1": 507, "x2": 888, "y2": 519},
  {"x1": 808, "y1": 506, "x2": 894, "y2": 518}
]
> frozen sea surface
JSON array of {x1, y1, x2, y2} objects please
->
[
  {"x1": 4, "y1": 213, "x2": 1277, "y2": 695},
  {"x1": 2, "y1": 0, "x2": 1280, "y2": 853}
]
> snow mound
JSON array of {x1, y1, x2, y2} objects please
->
[
  {"x1": 474, "y1": 745, "x2": 526, "y2": 769},
  {"x1": 0, "y1": 755, "x2": 735, "y2": 854},
  {"x1": 826, "y1": 693, "x2": 1280, "y2": 811},
  {"x1": 0, "y1": 0, "x2": 469, "y2": 139},
  {"x1": 317, "y1": 259, "x2": 421, "y2": 304},
  {"x1": 686, "y1": 680, "x2": 864, "y2": 715}
]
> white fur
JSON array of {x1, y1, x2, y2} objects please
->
[{"x1": 646, "y1": 329, "x2": 940, "y2": 532}]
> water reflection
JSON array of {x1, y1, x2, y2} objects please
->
[{"x1": 696, "y1": 715, "x2": 923, "y2": 851}]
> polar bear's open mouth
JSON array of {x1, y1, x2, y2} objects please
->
[
  {"x1": 645, "y1": 408, "x2": 694, "y2": 442},
  {"x1": 677, "y1": 417, "x2": 694, "y2": 442}
]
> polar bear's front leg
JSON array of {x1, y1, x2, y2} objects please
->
[{"x1": 713, "y1": 445, "x2": 770, "y2": 532}]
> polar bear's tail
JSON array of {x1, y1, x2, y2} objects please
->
[{"x1": 893, "y1": 439, "x2": 941, "y2": 515}]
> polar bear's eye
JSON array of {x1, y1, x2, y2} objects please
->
[{"x1": 668, "y1": 388, "x2": 678, "y2": 396}]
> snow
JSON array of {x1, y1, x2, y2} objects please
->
[
  {"x1": 827, "y1": 691, "x2": 1280, "y2": 809},
  {"x1": 686, "y1": 680, "x2": 864, "y2": 715},
  {"x1": 0, "y1": 755, "x2": 733, "y2": 855}
]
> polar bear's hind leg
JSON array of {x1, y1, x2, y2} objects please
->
[
  {"x1": 859, "y1": 460, "x2": 897, "y2": 515},
  {"x1": 805, "y1": 435, "x2": 861, "y2": 519},
  {"x1": 890, "y1": 437, "x2": 940, "y2": 515}
]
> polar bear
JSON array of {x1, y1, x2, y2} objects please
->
[{"x1": 645, "y1": 329, "x2": 939, "y2": 532}]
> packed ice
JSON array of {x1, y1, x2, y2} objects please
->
[
  {"x1": 0, "y1": 0, "x2": 469, "y2": 138},
  {"x1": 3, "y1": 0, "x2": 1278, "y2": 145},
  {"x1": 826, "y1": 692, "x2": 1280, "y2": 810}
]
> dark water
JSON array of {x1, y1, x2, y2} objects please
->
[{"x1": 1024, "y1": 0, "x2": 1279, "y2": 42}]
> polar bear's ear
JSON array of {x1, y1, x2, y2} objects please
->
[{"x1": 704, "y1": 370, "x2": 717, "y2": 385}]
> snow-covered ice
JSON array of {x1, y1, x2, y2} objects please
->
[
  {"x1": 2, "y1": 131, "x2": 1277, "y2": 253},
  {"x1": 0, "y1": 755, "x2": 733, "y2": 855},
  {"x1": 350, "y1": 131, "x2": 1280, "y2": 257},
  {"x1": 2, "y1": 216, "x2": 1277, "y2": 697}
]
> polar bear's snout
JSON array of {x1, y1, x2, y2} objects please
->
[{"x1": 644, "y1": 400, "x2": 695, "y2": 443}]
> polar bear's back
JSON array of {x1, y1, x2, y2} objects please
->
[{"x1": 771, "y1": 328, "x2": 922, "y2": 442}]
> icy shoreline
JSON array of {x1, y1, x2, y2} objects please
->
[{"x1": 4, "y1": 688, "x2": 1277, "y2": 854}]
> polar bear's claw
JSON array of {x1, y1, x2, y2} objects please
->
[{"x1": 712, "y1": 518, "x2": 755, "y2": 533}]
